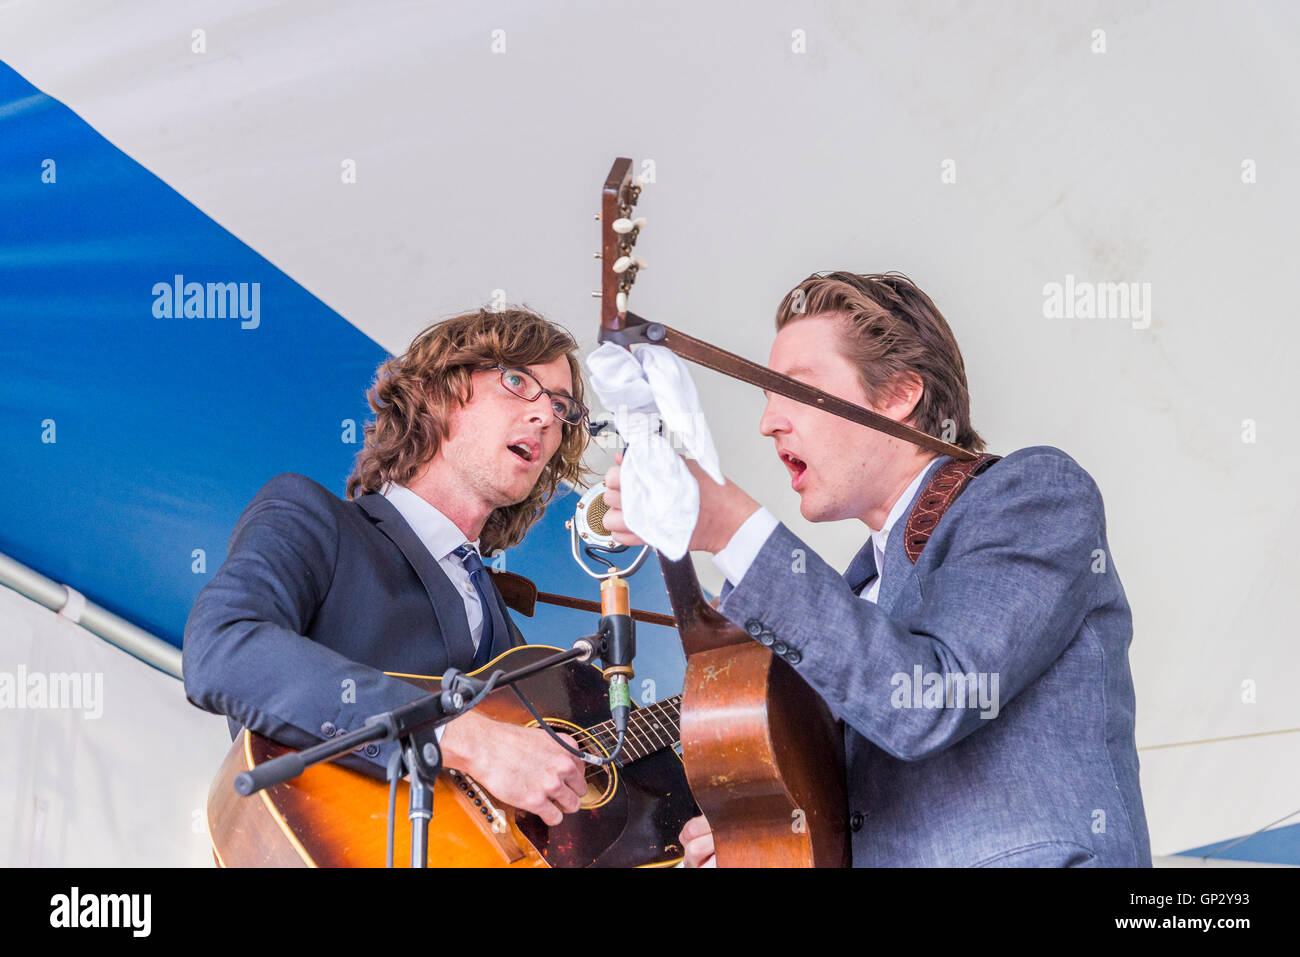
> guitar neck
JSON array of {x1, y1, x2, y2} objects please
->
[{"x1": 584, "y1": 694, "x2": 682, "y2": 765}]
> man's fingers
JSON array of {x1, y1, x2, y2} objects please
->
[
  {"x1": 554, "y1": 734, "x2": 589, "y2": 803},
  {"x1": 535, "y1": 800, "x2": 563, "y2": 827},
  {"x1": 684, "y1": 832, "x2": 716, "y2": 868},
  {"x1": 680, "y1": 814, "x2": 712, "y2": 843},
  {"x1": 601, "y1": 508, "x2": 640, "y2": 541},
  {"x1": 680, "y1": 814, "x2": 715, "y2": 867},
  {"x1": 550, "y1": 784, "x2": 582, "y2": 814}
]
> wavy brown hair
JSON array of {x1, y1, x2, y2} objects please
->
[
  {"x1": 775, "y1": 271, "x2": 986, "y2": 452},
  {"x1": 346, "y1": 307, "x2": 592, "y2": 553}
]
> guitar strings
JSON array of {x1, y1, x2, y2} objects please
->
[{"x1": 554, "y1": 700, "x2": 683, "y2": 781}]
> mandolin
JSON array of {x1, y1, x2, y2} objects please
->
[{"x1": 207, "y1": 644, "x2": 699, "y2": 867}]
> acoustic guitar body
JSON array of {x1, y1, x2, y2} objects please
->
[
  {"x1": 681, "y1": 641, "x2": 849, "y2": 867},
  {"x1": 207, "y1": 645, "x2": 697, "y2": 867}
]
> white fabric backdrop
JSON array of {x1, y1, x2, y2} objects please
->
[
  {"x1": 2, "y1": 0, "x2": 1297, "y2": 858},
  {"x1": 0, "y1": 586, "x2": 231, "y2": 866}
]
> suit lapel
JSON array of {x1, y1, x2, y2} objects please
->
[
  {"x1": 489, "y1": 586, "x2": 526, "y2": 651},
  {"x1": 878, "y1": 456, "x2": 949, "y2": 613},
  {"x1": 354, "y1": 492, "x2": 477, "y2": 666}
]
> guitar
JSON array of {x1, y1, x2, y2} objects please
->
[
  {"x1": 594, "y1": 158, "x2": 849, "y2": 866},
  {"x1": 207, "y1": 644, "x2": 699, "y2": 867}
]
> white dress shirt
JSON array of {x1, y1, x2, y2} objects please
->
[{"x1": 712, "y1": 456, "x2": 938, "y2": 605}]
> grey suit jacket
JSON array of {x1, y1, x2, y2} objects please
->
[
  {"x1": 183, "y1": 473, "x2": 524, "y2": 779},
  {"x1": 718, "y1": 446, "x2": 1151, "y2": 866}
]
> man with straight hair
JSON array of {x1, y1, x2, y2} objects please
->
[{"x1": 602, "y1": 271, "x2": 1151, "y2": 867}]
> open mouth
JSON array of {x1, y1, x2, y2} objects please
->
[
  {"x1": 779, "y1": 450, "x2": 808, "y2": 488},
  {"x1": 507, "y1": 440, "x2": 538, "y2": 464}
]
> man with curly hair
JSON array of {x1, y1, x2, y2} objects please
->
[{"x1": 184, "y1": 308, "x2": 593, "y2": 827}]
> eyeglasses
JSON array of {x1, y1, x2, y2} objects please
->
[{"x1": 487, "y1": 364, "x2": 587, "y2": 426}]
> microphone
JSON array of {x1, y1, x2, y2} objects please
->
[
  {"x1": 569, "y1": 483, "x2": 638, "y2": 739},
  {"x1": 573, "y1": 482, "x2": 623, "y2": 550},
  {"x1": 597, "y1": 576, "x2": 635, "y2": 737}
]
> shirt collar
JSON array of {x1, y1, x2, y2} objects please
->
[
  {"x1": 381, "y1": 483, "x2": 479, "y2": 561},
  {"x1": 868, "y1": 456, "x2": 939, "y2": 559}
]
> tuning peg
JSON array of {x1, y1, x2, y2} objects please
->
[
  {"x1": 611, "y1": 217, "x2": 647, "y2": 235},
  {"x1": 613, "y1": 256, "x2": 632, "y2": 274},
  {"x1": 633, "y1": 255, "x2": 648, "y2": 270},
  {"x1": 634, "y1": 173, "x2": 648, "y2": 189},
  {"x1": 593, "y1": 252, "x2": 602, "y2": 259},
  {"x1": 591, "y1": 291, "x2": 602, "y2": 298},
  {"x1": 594, "y1": 213, "x2": 602, "y2": 221},
  {"x1": 616, "y1": 291, "x2": 628, "y2": 313}
]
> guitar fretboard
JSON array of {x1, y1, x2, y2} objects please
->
[{"x1": 581, "y1": 695, "x2": 681, "y2": 765}]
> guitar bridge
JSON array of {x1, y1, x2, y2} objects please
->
[{"x1": 445, "y1": 769, "x2": 528, "y2": 863}]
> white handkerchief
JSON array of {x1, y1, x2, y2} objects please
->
[{"x1": 586, "y1": 342, "x2": 725, "y2": 560}]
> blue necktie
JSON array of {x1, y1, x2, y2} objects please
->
[
  {"x1": 452, "y1": 543, "x2": 506, "y2": 669},
  {"x1": 844, "y1": 540, "x2": 879, "y2": 597}
]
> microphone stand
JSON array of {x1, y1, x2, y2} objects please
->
[{"x1": 232, "y1": 644, "x2": 592, "y2": 868}]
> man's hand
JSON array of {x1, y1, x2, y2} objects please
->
[
  {"x1": 680, "y1": 814, "x2": 716, "y2": 867},
  {"x1": 602, "y1": 452, "x2": 760, "y2": 554},
  {"x1": 440, "y1": 710, "x2": 587, "y2": 826}
]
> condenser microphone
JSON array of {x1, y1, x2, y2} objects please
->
[
  {"x1": 573, "y1": 482, "x2": 625, "y2": 551},
  {"x1": 597, "y1": 576, "x2": 635, "y2": 737},
  {"x1": 569, "y1": 483, "x2": 637, "y2": 737}
]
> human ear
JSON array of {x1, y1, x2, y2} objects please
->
[{"x1": 884, "y1": 371, "x2": 925, "y2": 422}]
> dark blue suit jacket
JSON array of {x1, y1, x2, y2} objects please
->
[{"x1": 183, "y1": 473, "x2": 524, "y2": 778}]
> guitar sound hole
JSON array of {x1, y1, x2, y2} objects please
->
[{"x1": 580, "y1": 764, "x2": 612, "y2": 809}]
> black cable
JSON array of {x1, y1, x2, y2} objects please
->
[
  {"x1": 509, "y1": 683, "x2": 626, "y2": 765},
  {"x1": 385, "y1": 746, "x2": 403, "y2": 868},
  {"x1": 583, "y1": 544, "x2": 620, "y2": 571}
]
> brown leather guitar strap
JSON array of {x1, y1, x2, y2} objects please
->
[
  {"x1": 904, "y1": 452, "x2": 1001, "y2": 563},
  {"x1": 598, "y1": 313, "x2": 978, "y2": 463},
  {"x1": 597, "y1": 311, "x2": 1003, "y2": 567},
  {"x1": 490, "y1": 569, "x2": 678, "y2": 627}
]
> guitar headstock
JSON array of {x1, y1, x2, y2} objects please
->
[{"x1": 598, "y1": 157, "x2": 649, "y2": 332}]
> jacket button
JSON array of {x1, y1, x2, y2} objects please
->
[
  {"x1": 786, "y1": 649, "x2": 802, "y2": 664},
  {"x1": 745, "y1": 619, "x2": 764, "y2": 637},
  {"x1": 850, "y1": 812, "x2": 865, "y2": 832},
  {"x1": 772, "y1": 640, "x2": 788, "y2": 655},
  {"x1": 320, "y1": 721, "x2": 337, "y2": 737},
  {"x1": 363, "y1": 744, "x2": 380, "y2": 758},
  {"x1": 757, "y1": 630, "x2": 775, "y2": 647}
]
